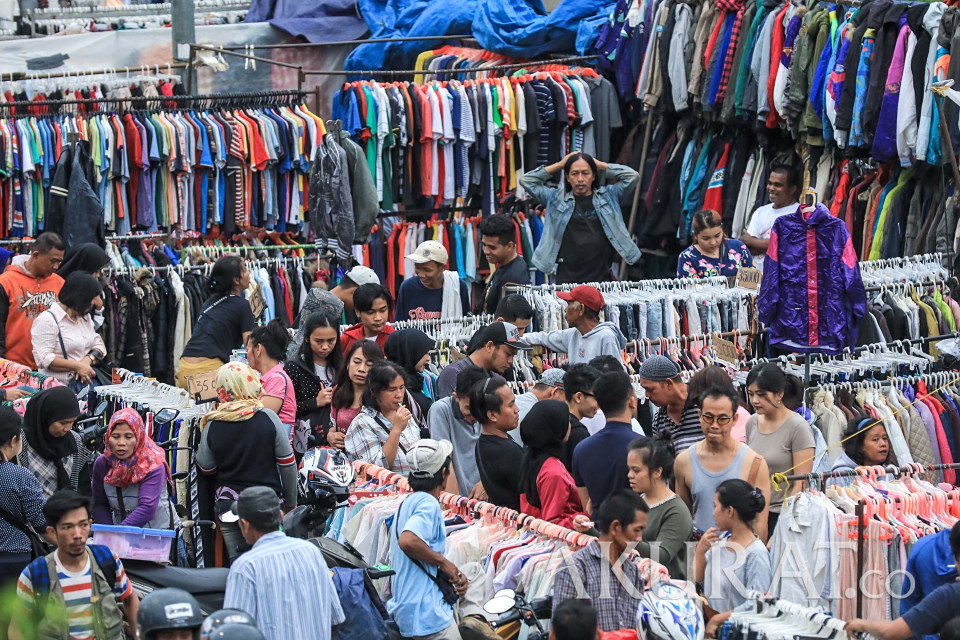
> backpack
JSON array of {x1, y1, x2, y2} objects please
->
[{"x1": 26, "y1": 544, "x2": 117, "y2": 600}]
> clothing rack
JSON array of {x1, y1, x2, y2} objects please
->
[
  {"x1": 352, "y1": 460, "x2": 594, "y2": 547},
  {"x1": 0, "y1": 63, "x2": 189, "y2": 83},
  {"x1": 179, "y1": 243, "x2": 333, "y2": 258},
  {"x1": 504, "y1": 276, "x2": 731, "y2": 295},
  {"x1": 106, "y1": 232, "x2": 172, "y2": 242},
  {"x1": 0, "y1": 89, "x2": 307, "y2": 111},
  {"x1": 300, "y1": 55, "x2": 601, "y2": 78},
  {"x1": 780, "y1": 461, "x2": 960, "y2": 617},
  {"x1": 102, "y1": 253, "x2": 331, "y2": 276}
]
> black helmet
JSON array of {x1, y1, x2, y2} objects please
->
[
  {"x1": 200, "y1": 609, "x2": 257, "y2": 640},
  {"x1": 203, "y1": 624, "x2": 265, "y2": 640},
  {"x1": 138, "y1": 588, "x2": 203, "y2": 640}
]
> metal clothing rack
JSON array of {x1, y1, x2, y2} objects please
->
[
  {"x1": 0, "y1": 89, "x2": 307, "y2": 112},
  {"x1": 300, "y1": 55, "x2": 601, "y2": 78},
  {"x1": 780, "y1": 461, "x2": 960, "y2": 618},
  {"x1": 106, "y1": 232, "x2": 171, "y2": 242},
  {"x1": 103, "y1": 252, "x2": 333, "y2": 276}
]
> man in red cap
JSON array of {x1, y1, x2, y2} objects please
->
[{"x1": 522, "y1": 285, "x2": 627, "y2": 364}]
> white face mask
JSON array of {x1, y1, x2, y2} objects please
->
[{"x1": 93, "y1": 309, "x2": 105, "y2": 330}]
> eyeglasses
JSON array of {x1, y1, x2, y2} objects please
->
[
  {"x1": 700, "y1": 414, "x2": 732, "y2": 426},
  {"x1": 580, "y1": 391, "x2": 595, "y2": 398}
]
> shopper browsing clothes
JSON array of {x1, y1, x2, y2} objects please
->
[
  {"x1": 394, "y1": 241, "x2": 470, "y2": 321},
  {"x1": 520, "y1": 152, "x2": 642, "y2": 283},
  {"x1": 521, "y1": 285, "x2": 627, "y2": 364},
  {"x1": 677, "y1": 210, "x2": 753, "y2": 279},
  {"x1": 16, "y1": 386, "x2": 91, "y2": 499}
]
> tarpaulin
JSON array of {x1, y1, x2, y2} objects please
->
[
  {"x1": 245, "y1": 0, "x2": 369, "y2": 43},
  {"x1": 345, "y1": 0, "x2": 615, "y2": 71}
]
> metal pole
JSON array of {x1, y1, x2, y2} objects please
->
[
  {"x1": 855, "y1": 500, "x2": 865, "y2": 618},
  {"x1": 216, "y1": 34, "x2": 476, "y2": 50},
  {"x1": 934, "y1": 92, "x2": 960, "y2": 187},
  {"x1": 619, "y1": 111, "x2": 655, "y2": 278},
  {"x1": 172, "y1": 0, "x2": 197, "y2": 89}
]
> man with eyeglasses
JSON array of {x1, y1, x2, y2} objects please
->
[
  {"x1": 674, "y1": 385, "x2": 771, "y2": 542},
  {"x1": 562, "y1": 364, "x2": 601, "y2": 474}
]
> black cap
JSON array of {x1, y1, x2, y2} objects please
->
[{"x1": 479, "y1": 322, "x2": 532, "y2": 351}]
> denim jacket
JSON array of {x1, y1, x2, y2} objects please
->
[{"x1": 520, "y1": 164, "x2": 643, "y2": 274}]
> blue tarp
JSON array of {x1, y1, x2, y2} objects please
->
[
  {"x1": 245, "y1": 0, "x2": 369, "y2": 43},
  {"x1": 344, "y1": 0, "x2": 615, "y2": 71}
]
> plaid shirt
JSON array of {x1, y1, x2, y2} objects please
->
[
  {"x1": 716, "y1": 0, "x2": 747, "y2": 104},
  {"x1": 552, "y1": 542, "x2": 645, "y2": 632},
  {"x1": 344, "y1": 406, "x2": 421, "y2": 474}
]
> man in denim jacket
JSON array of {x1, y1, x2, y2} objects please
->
[{"x1": 520, "y1": 152, "x2": 642, "y2": 284}]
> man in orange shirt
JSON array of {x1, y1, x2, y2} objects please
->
[{"x1": 0, "y1": 233, "x2": 65, "y2": 369}]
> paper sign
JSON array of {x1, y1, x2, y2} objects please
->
[
  {"x1": 112, "y1": 369, "x2": 121, "y2": 385},
  {"x1": 248, "y1": 284, "x2": 266, "y2": 320},
  {"x1": 714, "y1": 337, "x2": 739, "y2": 364},
  {"x1": 736, "y1": 267, "x2": 762, "y2": 290},
  {"x1": 186, "y1": 370, "x2": 220, "y2": 404},
  {"x1": 449, "y1": 346, "x2": 466, "y2": 363}
]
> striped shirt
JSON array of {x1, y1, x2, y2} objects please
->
[
  {"x1": 224, "y1": 531, "x2": 344, "y2": 640},
  {"x1": 17, "y1": 551, "x2": 132, "y2": 640},
  {"x1": 652, "y1": 405, "x2": 704, "y2": 454}
]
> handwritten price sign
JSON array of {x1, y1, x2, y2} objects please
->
[
  {"x1": 248, "y1": 285, "x2": 267, "y2": 320},
  {"x1": 714, "y1": 337, "x2": 739, "y2": 364},
  {"x1": 186, "y1": 370, "x2": 220, "y2": 404},
  {"x1": 735, "y1": 267, "x2": 762, "y2": 290}
]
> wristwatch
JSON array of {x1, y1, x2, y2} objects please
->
[{"x1": 86, "y1": 351, "x2": 101, "y2": 366}]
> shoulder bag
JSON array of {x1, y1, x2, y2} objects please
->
[
  {"x1": 0, "y1": 503, "x2": 52, "y2": 559},
  {"x1": 393, "y1": 499, "x2": 459, "y2": 605}
]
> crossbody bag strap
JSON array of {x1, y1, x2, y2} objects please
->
[
  {"x1": 393, "y1": 499, "x2": 446, "y2": 585},
  {"x1": 46, "y1": 309, "x2": 68, "y2": 359},
  {"x1": 747, "y1": 452, "x2": 763, "y2": 487},
  {"x1": 0, "y1": 503, "x2": 33, "y2": 538},
  {"x1": 374, "y1": 414, "x2": 407, "y2": 455},
  {"x1": 115, "y1": 486, "x2": 128, "y2": 522}
]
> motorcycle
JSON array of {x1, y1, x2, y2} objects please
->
[
  {"x1": 484, "y1": 589, "x2": 552, "y2": 640},
  {"x1": 124, "y1": 443, "x2": 391, "y2": 614}
]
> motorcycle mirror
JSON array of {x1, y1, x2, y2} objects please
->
[
  {"x1": 93, "y1": 401, "x2": 108, "y2": 417},
  {"x1": 484, "y1": 592, "x2": 517, "y2": 616},
  {"x1": 154, "y1": 408, "x2": 180, "y2": 425}
]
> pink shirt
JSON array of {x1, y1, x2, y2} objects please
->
[{"x1": 261, "y1": 363, "x2": 297, "y2": 427}]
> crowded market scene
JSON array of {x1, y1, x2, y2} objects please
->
[{"x1": 3, "y1": 0, "x2": 960, "y2": 638}]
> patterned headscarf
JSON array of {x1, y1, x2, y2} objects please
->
[
  {"x1": 103, "y1": 408, "x2": 171, "y2": 488},
  {"x1": 199, "y1": 362, "x2": 264, "y2": 431}
]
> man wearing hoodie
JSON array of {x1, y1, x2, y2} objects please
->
[
  {"x1": 521, "y1": 286, "x2": 626, "y2": 364},
  {"x1": 0, "y1": 233, "x2": 65, "y2": 369},
  {"x1": 340, "y1": 283, "x2": 395, "y2": 354}
]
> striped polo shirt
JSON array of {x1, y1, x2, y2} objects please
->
[{"x1": 653, "y1": 405, "x2": 704, "y2": 454}]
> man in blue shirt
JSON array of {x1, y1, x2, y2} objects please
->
[
  {"x1": 572, "y1": 371, "x2": 640, "y2": 512},
  {"x1": 390, "y1": 439, "x2": 468, "y2": 640},
  {"x1": 902, "y1": 524, "x2": 959, "y2": 618},
  {"x1": 394, "y1": 241, "x2": 470, "y2": 322},
  {"x1": 848, "y1": 522, "x2": 960, "y2": 640}
]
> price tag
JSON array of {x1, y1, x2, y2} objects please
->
[
  {"x1": 248, "y1": 284, "x2": 266, "y2": 320},
  {"x1": 736, "y1": 267, "x2": 762, "y2": 290},
  {"x1": 186, "y1": 370, "x2": 220, "y2": 404},
  {"x1": 714, "y1": 337, "x2": 739, "y2": 364},
  {"x1": 111, "y1": 369, "x2": 121, "y2": 385}
]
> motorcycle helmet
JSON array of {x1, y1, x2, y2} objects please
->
[
  {"x1": 298, "y1": 446, "x2": 355, "y2": 504},
  {"x1": 638, "y1": 582, "x2": 704, "y2": 640},
  {"x1": 200, "y1": 609, "x2": 257, "y2": 640},
  {"x1": 138, "y1": 588, "x2": 203, "y2": 640},
  {"x1": 204, "y1": 623, "x2": 266, "y2": 640}
]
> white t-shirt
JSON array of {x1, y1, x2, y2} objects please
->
[{"x1": 745, "y1": 202, "x2": 797, "y2": 266}]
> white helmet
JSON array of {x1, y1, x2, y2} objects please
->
[
  {"x1": 638, "y1": 582, "x2": 704, "y2": 640},
  {"x1": 298, "y1": 447, "x2": 355, "y2": 504}
]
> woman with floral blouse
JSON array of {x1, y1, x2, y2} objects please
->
[{"x1": 677, "y1": 210, "x2": 753, "y2": 279}]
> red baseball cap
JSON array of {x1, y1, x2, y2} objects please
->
[{"x1": 557, "y1": 285, "x2": 605, "y2": 313}]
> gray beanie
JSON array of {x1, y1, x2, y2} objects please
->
[{"x1": 637, "y1": 355, "x2": 681, "y2": 382}]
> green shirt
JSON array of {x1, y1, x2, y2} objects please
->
[{"x1": 636, "y1": 494, "x2": 694, "y2": 580}]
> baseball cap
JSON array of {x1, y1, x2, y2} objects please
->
[
  {"x1": 637, "y1": 355, "x2": 681, "y2": 382},
  {"x1": 482, "y1": 322, "x2": 532, "y2": 351},
  {"x1": 406, "y1": 241, "x2": 448, "y2": 265},
  {"x1": 345, "y1": 266, "x2": 380, "y2": 287},
  {"x1": 557, "y1": 285, "x2": 606, "y2": 313},
  {"x1": 220, "y1": 486, "x2": 282, "y2": 524},
  {"x1": 407, "y1": 439, "x2": 454, "y2": 478},
  {"x1": 537, "y1": 368, "x2": 565, "y2": 388}
]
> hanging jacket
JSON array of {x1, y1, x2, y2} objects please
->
[
  {"x1": 45, "y1": 140, "x2": 105, "y2": 250},
  {"x1": 758, "y1": 203, "x2": 867, "y2": 355}
]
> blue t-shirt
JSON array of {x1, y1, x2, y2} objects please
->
[
  {"x1": 571, "y1": 421, "x2": 636, "y2": 509},
  {"x1": 394, "y1": 276, "x2": 470, "y2": 322},
  {"x1": 902, "y1": 581, "x2": 960, "y2": 638},
  {"x1": 387, "y1": 493, "x2": 452, "y2": 636}
]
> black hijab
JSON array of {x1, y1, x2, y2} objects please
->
[
  {"x1": 385, "y1": 329, "x2": 435, "y2": 412},
  {"x1": 59, "y1": 272, "x2": 104, "y2": 315},
  {"x1": 57, "y1": 243, "x2": 110, "y2": 278},
  {"x1": 23, "y1": 386, "x2": 81, "y2": 489},
  {"x1": 518, "y1": 400, "x2": 571, "y2": 509}
]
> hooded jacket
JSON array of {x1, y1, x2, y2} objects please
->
[
  {"x1": 0, "y1": 255, "x2": 64, "y2": 369},
  {"x1": 45, "y1": 140, "x2": 105, "y2": 251},
  {"x1": 339, "y1": 323, "x2": 395, "y2": 355},
  {"x1": 522, "y1": 321, "x2": 628, "y2": 364},
  {"x1": 759, "y1": 204, "x2": 867, "y2": 355}
]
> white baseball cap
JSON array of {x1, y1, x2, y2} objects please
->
[
  {"x1": 407, "y1": 439, "x2": 454, "y2": 477},
  {"x1": 405, "y1": 241, "x2": 448, "y2": 265},
  {"x1": 345, "y1": 266, "x2": 380, "y2": 287}
]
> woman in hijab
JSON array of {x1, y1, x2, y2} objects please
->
[
  {"x1": 195, "y1": 362, "x2": 298, "y2": 562},
  {"x1": 518, "y1": 400, "x2": 587, "y2": 528},
  {"x1": 56, "y1": 243, "x2": 111, "y2": 279},
  {"x1": 31, "y1": 272, "x2": 106, "y2": 389},
  {"x1": 92, "y1": 409, "x2": 178, "y2": 529},
  {"x1": 17, "y1": 385, "x2": 92, "y2": 499},
  {"x1": 384, "y1": 328, "x2": 436, "y2": 418}
]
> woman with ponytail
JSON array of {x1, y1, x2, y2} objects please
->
[
  {"x1": 177, "y1": 254, "x2": 256, "y2": 389},
  {"x1": 697, "y1": 479, "x2": 773, "y2": 637}
]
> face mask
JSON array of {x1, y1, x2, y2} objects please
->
[{"x1": 93, "y1": 309, "x2": 105, "y2": 330}]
